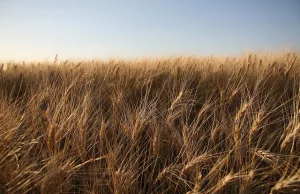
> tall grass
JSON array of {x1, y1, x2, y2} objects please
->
[{"x1": 0, "y1": 53, "x2": 300, "y2": 193}]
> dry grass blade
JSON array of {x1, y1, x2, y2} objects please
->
[{"x1": 271, "y1": 170, "x2": 300, "y2": 194}]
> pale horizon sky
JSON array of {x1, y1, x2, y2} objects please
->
[{"x1": 0, "y1": 0, "x2": 300, "y2": 61}]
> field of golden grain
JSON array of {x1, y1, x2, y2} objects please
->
[{"x1": 0, "y1": 53, "x2": 300, "y2": 193}]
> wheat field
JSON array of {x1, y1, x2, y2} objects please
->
[{"x1": 0, "y1": 53, "x2": 300, "y2": 194}]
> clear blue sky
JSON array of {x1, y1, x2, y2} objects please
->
[{"x1": 0, "y1": 0, "x2": 299, "y2": 61}]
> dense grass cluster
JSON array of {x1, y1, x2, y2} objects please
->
[{"x1": 0, "y1": 53, "x2": 300, "y2": 194}]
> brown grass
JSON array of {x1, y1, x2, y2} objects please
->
[{"x1": 0, "y1": 53, "x2": 300, "y2": 193}]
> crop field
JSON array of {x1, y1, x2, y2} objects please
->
[{"x1": 0, "y1": 53, "x2": 300, "y2": 193}]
